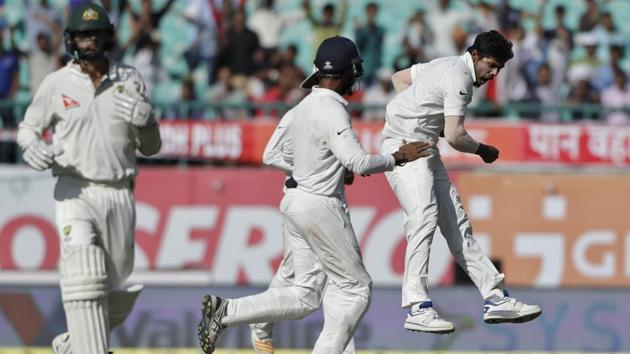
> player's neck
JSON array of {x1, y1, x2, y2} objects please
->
[{"x1": 75, "y1": 57, "x2": 109, "y2": 88}]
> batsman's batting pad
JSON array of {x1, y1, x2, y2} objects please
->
[
  {"x1": 60, "y1": 244, "x2": 110, "y2": 354},
  {"x1": 109, "y1": 284, "x2": 143, "y2": 329}
]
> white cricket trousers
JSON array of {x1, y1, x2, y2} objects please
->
[
  {"x1": 54, "y1": 175, "x2": 135, "y2": 287},
  {"x1": 54, "y1": 175, "x2": 135, "y2": 353},
  {"x1": 381, "y1": 138, "x2": 505, "y2": 308},
  {"x1": 224, "y1": 189, "x2": 371, "y2": 354},
  {"x1": 250, "y1": 206, "x2": 356, "y2": 353}
]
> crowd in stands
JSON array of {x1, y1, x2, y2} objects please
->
[{"x1": 2, "y1": 0, "x2": 630, "y2": 128}]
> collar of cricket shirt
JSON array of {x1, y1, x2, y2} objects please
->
[
  {"x1": 311, "y1": 86, "x2": 349, "y2": 106},
  {"x1": 462, "y1": 51, "x2": 476, "y2": 83}
]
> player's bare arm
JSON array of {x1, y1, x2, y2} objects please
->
[{"x1": 444, "y1": 115, "x2": 499, "y2": 163}]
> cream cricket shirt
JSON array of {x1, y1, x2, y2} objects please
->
[
  {"x1": 290, "y1": 87, "x2": 395, "y2": 197},
  {"x1": 18, "y1": 61, "x2": 148, "y2": 183},
  {"x1": 382, "y1": 52, "x2": 476, "y2": 144}
]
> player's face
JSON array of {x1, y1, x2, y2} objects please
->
[
  {"x1": 473, "y1": 56, "x2": 504, "y2": 87},
  {"x1": 73, "y1": 30, "x2": 108, "y2": 59}
]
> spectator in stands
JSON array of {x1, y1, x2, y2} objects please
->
[
  {"x1": 122, "y1": 0, "x2": 176, "y2": 97},
  {"x1": 426, "y1": 0, "x2": 472, "y2": 57},
  {"x1": 529, "y1": 62, "x2": 562, "y2": 122},
  {"x1": 276, "y1": 44, "x2": 299, "y2": 70},
  {"x1": 0, "y1": 26, "x2": 19, "y2": 161},
  {"x1": 592, "y1": 12, "x2": 623, "y2": 63},
  {"x1": 579, "y1": 0, "x2": 600, "y2": 32},
  {"x1": 183, "y1": 0, "x2": 219, "y2": 83},
  {"x1": 401, "y1": 10, "x2": 434, "y2": 63},
  {"x1": 256, "y1": 66, "x2": 304, "y2": 118},
  {"x1": 601, "y1": 68, "x2": 630, "y2": 125},
  {"x1": 303, "y1": 0, "x2": 348, "y2": 54},
  {"x1": 25, "y1": 0, "x2": 62, "y2": 52},
  {"x1": 566, "y1": 66, "x2": 600, "y2": 121},
  {"x1": 169, "y1": 76, "x2": 206, "y2": 120},
  {"x1": 209, "y1": 66, "x2": 248, "y2": 119},
  {"x1": 355, "y1": 2, "x2": 385, "y2": 86},
  {"x1": 361, "y1": 67, "x2": 396, "y2": 121},
  {"x1": 467, "y1": 0, "x2": 500, "y2": 33},
  {"x1": 496, "y1": 24, "x2": 529, "y2": 107},
  {"x1": 593, "y1": 45, "x2": 626, "y2": 92},
  {"x1": 569, "y1": 34, "x2": 602, "y2": 81},
  {"x1": 217, "y1": 8, "x2": 262, "y2": 76},
  {"x1": 248, "y1": 0, "x2": 304, "y2": 68},
  {"x1": 28, "y1": 31, "x2": 61, "y2": 94}
]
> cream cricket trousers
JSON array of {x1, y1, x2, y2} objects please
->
[
  {"x1": 54, "y1": 175, "x2": 135, "y2": 288},
  {"x1": 53, "y1": 175, "x2": 136, "y2": 353},
  {"x1": 381, "y1": 138, "x2": 505, "y2": 308},
  {"x1": 225, "y1": 189, "x2": 371, "y2": 354}
]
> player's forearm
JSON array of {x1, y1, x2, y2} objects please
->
[
  {"x1": 137, "y1": 122, "x2": 161, "y2": 156},
  {"x1": 262, "y1": 151, "x2": 293, "y2": 174},
  {"x1": 444, "y1": 126, "x2": 479, "y2": 153},
  {"x1": 444, "y1": 115, "x2": 479, "y2": 153},
  {"x1": 343, "y1": 150, "x2": 395, "y2": 174}
]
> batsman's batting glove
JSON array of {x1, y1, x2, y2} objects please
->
[
  {"x1": 23, "y1": 140, "x2": 64, "y2": 171},
  {"x1": 114, "y1": 80, "x2": 154, "y2": 127}
]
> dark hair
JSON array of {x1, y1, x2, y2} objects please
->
[
  {"x1": 467, "y1": 30, "x2": 514, "y2": 64},
  {"x1": 366, "y1": 2, "x2": 378, "y2": 11},
  {"x1": 323, "y1": 3, "x2": 335, "y2": 14}
]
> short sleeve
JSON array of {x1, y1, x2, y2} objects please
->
[
  {"x1": 410, "y1": 62, "x2": 425, "y2": 83},
  {"x1": 442, "y1": 67, "x2": 472, "y2": 117}
]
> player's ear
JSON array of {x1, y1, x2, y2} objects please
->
[{"x1": 470, "y1": 48, "x2": 480, "y2": 63}]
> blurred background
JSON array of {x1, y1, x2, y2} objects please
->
[{"x1": 1, "y1": 0, "x2": 629, "y2": 353}]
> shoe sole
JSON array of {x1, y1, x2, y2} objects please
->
[
  {"x1": 198, "y1": 295, "x2": 221, "y2": 354},
  {"x1": 404, "y1": 323, "x2": 455, "y2": 334},
  {"x1": 484, "y1": 309, "x2": 542, "y2": 324}
]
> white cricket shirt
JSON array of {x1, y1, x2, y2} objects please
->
[
  {"x1": 382, "y1": 52, "x2": 476, "y2": 144},
  {"x1": 290, "y1": 87, "x2": 395, "y2": 197},
  {"x1": 262, "y1": 108, "x2": 295, "y2": 174},
  {"x1": 17, "y1": 60, "x2": 150, "y2": 183}
]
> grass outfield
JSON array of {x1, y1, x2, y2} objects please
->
[{"x1": 1, "y1": 350, "x2": 629, "y2": 354}]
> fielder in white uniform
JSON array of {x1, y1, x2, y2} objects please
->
[
  {"x1": 16, "y1": 3, "x2": 160, "y2": 353},
  {"x1": 249, "y1": 108, "x2": 356, "y2": 354},
  {"x1": 381, "y1": 30, "x2": 541, "y2": 334},
  {"x1": 198, "y1": 36, "x2": 430, "y2": 354}
]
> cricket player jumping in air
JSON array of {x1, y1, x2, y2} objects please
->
[
  {"x1": 198, "y1": 36, "x2": 431, "y2": 354},
  {"x1": 381, "y1": 30, "x2": 541, "y2": 334},
  {"x1": 17, "y1": 2, "x2": 161, "y2": 353}
]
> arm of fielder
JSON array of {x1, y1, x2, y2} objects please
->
[{"x1": 392, "y1": 68, "x2": 412, "y2": 93}]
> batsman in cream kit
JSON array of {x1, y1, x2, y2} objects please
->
[{"x1": 17, "y1": 2, "x2": 161, "y2": 353}]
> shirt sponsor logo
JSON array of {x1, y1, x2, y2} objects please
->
[{"x1": 62, "y1": 94, "x2": 80, "y2": 109}]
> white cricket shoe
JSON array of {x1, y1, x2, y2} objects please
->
[
  {"x1": 483, "y1": 289, "x2": 542, "y2": 324},
  {"x1": 52, "y1": 332, "x2": 71, "y2": 354},
  {"x1": 250, "y1": 326, "x2": 275, "y2": 353},
  {"x1": 198, "y1": 295, "x2": 229, "y2": 354},
  {"x1": 404, "y1": 301, "x2": 455, "y2": 334}
]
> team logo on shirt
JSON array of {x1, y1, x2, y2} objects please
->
[{"x1": 62, "y1": 94, "x2": 80, "y2": 109}]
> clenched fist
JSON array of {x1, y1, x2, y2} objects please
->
[
  {"x1": 23, "y1": 140, "x2": 64, "y2": 171},
  {"x1": 476, "y1": 143, "x2": 499, "y2": 163}
]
